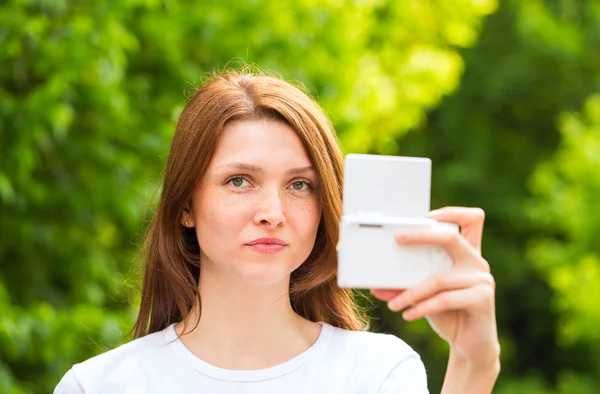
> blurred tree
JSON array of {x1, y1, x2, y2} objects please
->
[
  {"x1": 527, "y1": 93, "x2": 600, "y2": 392},
  {"x1": 0, "y1": 0, "x2": 496, "y2": 392}
]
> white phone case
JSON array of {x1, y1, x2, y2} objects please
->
[{"x1": 337, "y1": 154, "x2": 456, "y2": 289}]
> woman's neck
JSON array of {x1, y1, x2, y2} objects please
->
[{"x1": 174, "y1": 272, "x2": 321, "y2": 370}]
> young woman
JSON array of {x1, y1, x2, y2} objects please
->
[{"x1": 55, "y1": 70, "x2": 499, "y2": 393}]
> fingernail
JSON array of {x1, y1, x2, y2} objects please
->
[
  {"x1": 402, "y1": 309, "x2": 415, "y2": 320},
  {"x1": 429, "y1": 210, "x2": 442, "y2": 218},
  {"x1": 396, "y1": 233, "x2": 411, "y2": 242},
  {"x1": 388, "y1": 295, "x2": 405, "y2": 311}
]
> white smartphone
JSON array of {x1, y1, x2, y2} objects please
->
[{"x1": 337, "y1": 154, "x2": 457, "y2": 289}]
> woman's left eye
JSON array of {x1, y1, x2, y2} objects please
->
[{"x1": 290, "y1": 181, "x2": 312, "y2": 191}]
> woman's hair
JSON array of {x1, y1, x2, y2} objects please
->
[{"x1": 132, "y1": 68, "x2": 368, "y2": 339}]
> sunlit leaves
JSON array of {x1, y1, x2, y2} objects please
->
[{"x1": 529, "y1": 93, "x2": 600, "y2": 354}]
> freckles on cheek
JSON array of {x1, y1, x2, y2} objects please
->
[
  {"x1": 293, "y1": 199, "x2": 321, "y2": 227},
  {"x1": 203, "y1": 192, "x2": 247, "y2": 232},
  {"x1": 197, "y1": 192, "x2": 231, "y2": 256}
]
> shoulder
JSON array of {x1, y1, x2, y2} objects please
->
[
  {"x1": 54, "y1": 327, "x2": 171, "y2": 394},
  {"x1": 327, "y1": 324, "x2": 419, "y2": 363},
  {"x1": 323, "y1": 324, "x2": 429, "y2": 393}
]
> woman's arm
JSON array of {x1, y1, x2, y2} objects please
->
[{"x1": 441, "y1": 347, "x2": 500, "y2": 394}]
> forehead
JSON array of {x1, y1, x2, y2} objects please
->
[{"x1": 209, "y1": 119, "x2": 313, "y2": 168}]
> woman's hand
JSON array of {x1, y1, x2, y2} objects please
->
[{"x1": 371, "y1": 207, "x2": 500, "y2": 389}]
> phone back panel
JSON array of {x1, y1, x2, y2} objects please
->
[{"x1": 342, "y1": 154, "x2": 431, "y2": 218}]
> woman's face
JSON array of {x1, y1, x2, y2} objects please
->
[{"x1": 187, "y1": 119, "x2": 322, "y2": 286}]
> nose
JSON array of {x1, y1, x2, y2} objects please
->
[{"x1": 254, "y1": 187, "x2": 286, "y2": 229}]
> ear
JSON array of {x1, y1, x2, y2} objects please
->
[{"x1": 181, "y1": 208, "x2": 195, "y2": 228}]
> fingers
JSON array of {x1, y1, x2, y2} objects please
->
[
  {"x1": 396, "y1": 228, "x2": 490, "y2": 272},
  {"x1": 401, "y1": 283, "x2": 495, "y2": 321},
  {"x1": 370, "y1": 289, "x2": 405, "y2": 302},
  {"x1": 428, "y1": 206, "x2": 486, "y2": 227},
  {"x1": 387, "y1": 271, "x2": 495, "y2": 311},
  {"x1": 429, "y1": 207, "x2": 485, "y2": 253}
]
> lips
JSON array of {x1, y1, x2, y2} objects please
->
[
  {"x1": 246, "y1": 237, "x2": 287, "y2": 246},
  {"x1": 246, "y1": 238, "x2": 287, "y2": 254}
]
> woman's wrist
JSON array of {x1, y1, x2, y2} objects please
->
[{"x1": 441, "y1": 346, "x2": 500, "y2": 394}]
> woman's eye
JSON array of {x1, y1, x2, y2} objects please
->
[
  {"x1": 228, "y1": 177, "x2": 249, "y2": 188},
  {"x1": 291, "y1": 181, "x2": 311, "y2": 191}
]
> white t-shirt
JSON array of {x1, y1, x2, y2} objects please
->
[{"x1": 54, "y1": 322, "x2": 429, "y2": 393}]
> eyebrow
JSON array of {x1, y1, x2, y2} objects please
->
[{"x1": 216, "y1": 162, "x2": 315, "y2": 176}]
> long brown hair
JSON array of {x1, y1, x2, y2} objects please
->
[{"x1": 132, "y1": 68, "x2": 367, "y2": 339}]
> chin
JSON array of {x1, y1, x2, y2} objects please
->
[{"x1": 234, "y1": 258, "x2": 300, "y2": 287}]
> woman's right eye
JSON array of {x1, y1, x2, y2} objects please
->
[{"x1": 227, "y1": 176, "x2": 250, "y2": 188}]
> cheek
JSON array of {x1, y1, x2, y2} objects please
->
[
  {"x1": 292, "y1": 201, "x2": 322, "y2": 265},
  {"x1": 290, "y1": 197, "x2": 321, "y2": 240},
  {"x1": 194, "y1": 190, "x2": 251, "y2": 248}
]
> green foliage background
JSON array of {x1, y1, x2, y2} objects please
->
[{"x1": 1, "y1": 0, "x2": 600, "y2": 392}]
